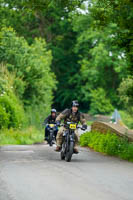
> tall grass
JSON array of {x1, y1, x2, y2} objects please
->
[{"x1": 0, "y1": 127, "x2": 44, "y2": 145}]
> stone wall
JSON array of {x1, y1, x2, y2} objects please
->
[{"x1": 91, "y1": 121, "x2": 133, "y2": 142}]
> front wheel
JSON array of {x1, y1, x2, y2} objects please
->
[
  {"x1": 60, "y1": 142, "x2": 65, "y2": 160},
  {"x1": 65, "y1": 142, "x2": 74, "y2": 162},
  {"x1": 61, "y1": 151, "x2": 65, "y2": 160},
  {"x1": 49, "y1": 132, "x2": 53, "y2": 146}
]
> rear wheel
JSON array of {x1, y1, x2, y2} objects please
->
[{"x1": 65, "y1": 142, "x2": 74, "y2": 162}]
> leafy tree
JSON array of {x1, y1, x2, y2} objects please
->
[
  {"x1": 71, "y1": 12, "x2": 128, "y2": 110},
  {"x1": 0, "y1": 0, "x2": 86, "y2": 110},
  {"x1": 89, "y1": 88, "x2": 114, "y2": 115},
  {"x1": 0, "y1": 27, "x2": 56, "y2": 110},
  {"x1": 89, "y1": 0, "x2": 133, "y2": 73},
  {"x1": 0, "y1": 0, "x2": 132, "y2": 114}
]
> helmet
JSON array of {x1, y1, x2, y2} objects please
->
[
  {"x1": 72, "y1": 100, "x2": 79, "y2": 107},
  {"x1": 51, "y1": 108, "x2": 56, "y2": 113}
]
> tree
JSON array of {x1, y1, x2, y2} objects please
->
[
  {"x1": 70, "y1": 11, "x2": 128, "y2": 110},
  {"x1": 89, "y1": 88, "x2": 114, "y2": 115},
  {"x1": 0, "y1": 27, "x2": 56, "y2": 111},
  {"x1": 0, "y1": 0, "x2": 86, "y2": 110}
]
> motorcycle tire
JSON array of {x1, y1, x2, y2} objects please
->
[
  {"x1": 61, "y1": 150, "x2": 65, "y2": 160},
  {"x1": 65, "y1": 142, "x2": 74, "y2": 162},
  {"x1": 49, "y1": 132, "x2": 53, "y2": 147}
]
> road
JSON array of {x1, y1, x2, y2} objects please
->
[{"x1": 0, "y1": 144, "x2": 133, "y2": 200}]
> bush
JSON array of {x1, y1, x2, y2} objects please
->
[
  {"x1": 80, "y1": 131, "x2": 133, "y2": 162},
  {"x1": 118, "y1": 76, "x2": 133, "y2": 116},
  {"x1": 119, "y1": 110, "x2": 133, "y2": 129},
  {"x1": 0, "y1": 104, "x2": 10, "y2": 129},
  {"x1": 0, "y1": 66, "x2": 26, "y2": 129},
  {"x1": 0, "y1": 94, "x2": 25, "y2": 129}
]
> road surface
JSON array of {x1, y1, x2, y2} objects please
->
[{"x1": 0, "y1": 144, "x2": 133, "y2": 200}]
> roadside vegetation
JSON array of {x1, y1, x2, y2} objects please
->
[
  {"x1": 80, "y1": 131, "x2": 133, "y2": 162},
  {"x1": 0, "y1": 0, "x2": 133, "y2": 145},
  {"x1": 0, "y1": 28, "x2": 55, "y2": 145},
  {"x1": 0, "y1": 127, "x2": 43, "y2": 145},
  {"x1": 119, "y1": 111, "x2": 133, "y2": 130}
]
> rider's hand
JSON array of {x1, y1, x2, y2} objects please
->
[
  {"x1": 81, "y1": 124, "x2": 87, "y2": 130},
  {"x1": 56, "y1": 121, "x2": 60, "y2": 126}
]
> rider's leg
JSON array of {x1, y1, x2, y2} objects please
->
[
  {"x1": 55, "y1": 127, "x2": 64, "y2": 151},
  {"x1": 56, "y1": 126, "x2": 64, "y2": 147},
  {"x1": 45, "y1": 126, "x2": 49, "y2": 141},
  {"x1": 54, "y1": 127, "x2": 58, "y2": 140}
]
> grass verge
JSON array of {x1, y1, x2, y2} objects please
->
[
  {"x1": 0, "y1": 126, "x2": 44, "y2": 145},
  {"x1": 80, "y1": 131, "x2": 133, "y2": 162}
]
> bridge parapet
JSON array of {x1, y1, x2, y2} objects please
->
[{"x1": 91, "y1": 121, "x2": 133, "y2": 142}]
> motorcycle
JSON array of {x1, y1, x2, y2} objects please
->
[
  {"x1": 47, "y1": 124, "x2": 57, "y2": 146},
  {"x1": 60, "y1": 122, "x2": 85, "y2": 162}
]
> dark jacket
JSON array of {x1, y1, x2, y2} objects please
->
[{"x1": 44, "y1": 115, "x2": 56, "y2": 125}]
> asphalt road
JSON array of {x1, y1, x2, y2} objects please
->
[{"x1": 0, "y1": 144, "x2": 133, "y2": 200}]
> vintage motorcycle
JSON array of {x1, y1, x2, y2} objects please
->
[
  {"x1": 60, "y1": 122, "x2": 86, "y2": 162},
  {"x1": 47, "y1": 123, "x2": 57, "y2": 146}
]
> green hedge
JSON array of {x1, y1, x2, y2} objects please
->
[{"x1": 80, "y1": 131, "x2": 133, "y2": 162}]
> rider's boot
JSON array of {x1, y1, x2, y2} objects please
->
[
  {"x1": 55, "y1": 146, "x2": 61, "y2": 152},
  {"x1": 73, "y1": 148, "x2": 79, "y2": 154}
]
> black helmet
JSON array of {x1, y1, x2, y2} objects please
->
[
  {"x1": 51, "y1": 108, "x2": 56, "y2": 113},
  {"x1": 72, "y1": 100, "x2": 79, "y2": 107}
]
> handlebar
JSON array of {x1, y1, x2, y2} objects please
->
[{"x1": 59, "y1": 123, "x2": 86, "y2": 130}]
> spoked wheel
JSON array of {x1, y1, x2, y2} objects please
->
[
  {"x1": 49, "y1": 132, "x2": 53, "y2": 146},
  {"x1": 65, "y1": 142, "x2": 74, "y2": 162},
  {"x1": 61, "y1": 150, "x2": 65, "y2": 160},
  {"x1": 60, "y1": 143, "x2": 65, "y2": 160}
]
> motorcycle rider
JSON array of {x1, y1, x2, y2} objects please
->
[
  {"x1": 55, "y1": 100, "x2": 87, "y2": 153},
  {"x1": 43, "y1": 109, "x2": 58, "y2": 142}
]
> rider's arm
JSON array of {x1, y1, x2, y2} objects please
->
[
  {"x1": 56, "y1": 109, "x2": 69, "y2": 122},
  {"x1": 80, "y1": 113, "x2": 87, "y2": 129},
  {"x1": 43, "y1": 115, "x2": 50, "y2": 125}
]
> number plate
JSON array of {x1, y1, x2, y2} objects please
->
[
  {"x1": 49, "y1": 124, "x2": 54, "y2": 128},
  {"x1": 69, "y1": 124, "x2": 76, "y2": 129}
]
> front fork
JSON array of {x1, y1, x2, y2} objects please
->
[{"x1": 66, "y1": 131, "x2": 75, "y2": 152}]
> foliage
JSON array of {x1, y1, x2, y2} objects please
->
[
  {"x1": 80, "y1": 131, "x2": 133, "y2": 162},
  {"x1": 119, "y1": 110, "x2": 133, "y2": 129},
  {"x1": 89, "y1": 88, "x2": 114, "y2": 115},
  {"x1": 118, "y1": 77, "x2": 133, "y2": 116},
  {"x1": 0, "y1": 0, "x2": 84, "y2": 110},
  {"x1": 0, "y1": 126, "x2": 43, "y2": 145},
  {"x1": 89, "y1": 0, "x2": 133, "y2": 73},
  {"x1": 0, "y1": 65, "x2": 26, "y2": 129},
  {"x1": 0, "y1": 0, "x2": 133, "y2": 117},
  {"x1": 26, "y1": 104, "x2": 50, "y2": 130},
  {"x1": 0, "y1": 27, "x2": 56, "y2": 108},
  {"x1": 0, "y1": 94, "x2": 25, "y2": 129},
  {"x1": 71, "y1": 9, "x2": 129, "y2": 110}
]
